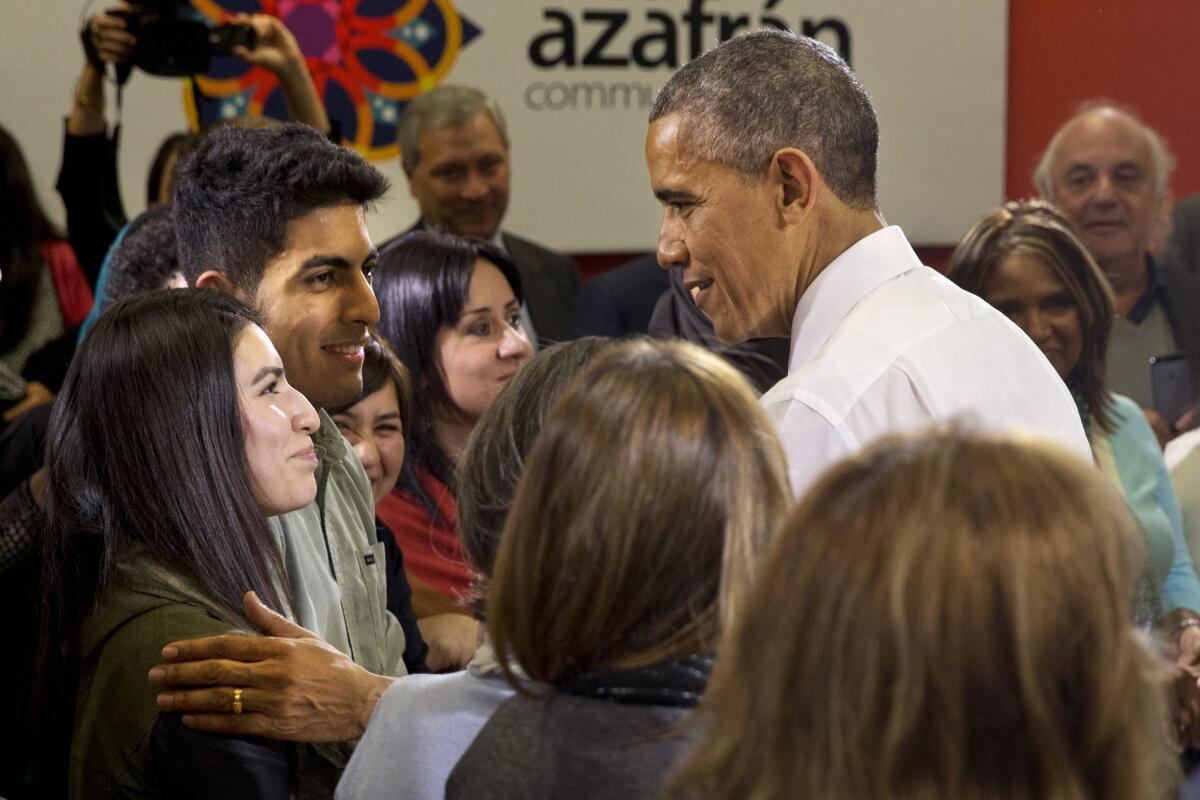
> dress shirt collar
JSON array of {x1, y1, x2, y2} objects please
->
[
  {"x1": 788, "y1": 225, "x2": 923, "y2": 372},
  {"x1": 311, "y1": 407, "x2": 347, "y2": 467}
]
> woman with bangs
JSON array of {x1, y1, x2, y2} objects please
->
[{"x1": 948, "y1": 200, "x2": 1200, "y2": 747}]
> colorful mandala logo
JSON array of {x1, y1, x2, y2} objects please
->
[{"x1": 183, "y1": 0, "x2": 482, "y2": 161}]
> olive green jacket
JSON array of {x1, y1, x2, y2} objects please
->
[
  {"x1": 71, "y1": 412, "x2": 407, "y2": 798},
  {"x1": 70, "y1": 560, "x2": 246, "y2": 798}
]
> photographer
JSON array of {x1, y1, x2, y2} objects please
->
[{"x1": 59, "y1": 4, "x2": 332, "y2": 286}]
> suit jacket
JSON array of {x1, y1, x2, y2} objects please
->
[
  {"x1": 381, "y1": 223, "x2": 580, "y2": 346},
  {"x1": 501, "y1": 231, "x2": 580, "y2": 345},
  {"x1": 569, "y1": 252, "x2": 669, "y2": 338},
  {"x1": 648, "y1": 267, "x2": 789, "y2": 395},
  {"x1": 1165, "y1": 193, "x2": 1200, "y2": 279},
  {"x1": 1161, "y1": 255, "x2": 1200, "y2": 395}
]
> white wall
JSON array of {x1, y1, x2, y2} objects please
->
[{"x1": 2, "y1": 1, "x2": 1006, "y2": 254}]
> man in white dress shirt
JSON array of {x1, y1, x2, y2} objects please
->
[{"x1": 645, "y1": 29, "x2": 1090, "y2": 495}]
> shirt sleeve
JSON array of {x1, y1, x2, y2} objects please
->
[
  {"x1": 760, "y1": 393, "x2": 856, "y2": 499},
  {"x1": 55, "y1": 123, "x2": 126, "y2": 288},
  {"x1": 0, "y1": 480, "x2": 39, "y2": 574},
  {"x1": 40, "y1": 240, "x2": 94, "y2": 329},
  {"x1": 1158, "y1": 454, "x2": 1200, "y2": 614}
]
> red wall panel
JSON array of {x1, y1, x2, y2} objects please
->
[{"x1": 1007, "y1": 0, "x2": 1200, "y2": 202}]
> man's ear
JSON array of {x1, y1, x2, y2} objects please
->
[
  {"x1": 773, "y1": 148, "x2": 820, "y2": 222},
  {"x1": 195, "y1": 270, "x2": 240, "y2": 297}
]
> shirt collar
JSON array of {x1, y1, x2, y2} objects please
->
[
  {"x1": 788, "y1": 225, "x2": 923, "y2": 372},
  {"x1": 311, "y1": 408, "x2": 347, "y2": 466},
  {"x1": 1124, "y1": 252, "x2": 1168, "y2": 324}
]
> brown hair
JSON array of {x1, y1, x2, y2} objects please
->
[
  {"x1": 670, "y1": 427, "x2": 1174, "y2": 800},
  {"x1": 487, "y1": 338, "x2": 791, "y2": 685},
  {"x1": 457, "y1": 337, "x2": 614, "y2": 584},
  {"x1": 947, "y1": 199, "x2": 1117, "y2": 431}
]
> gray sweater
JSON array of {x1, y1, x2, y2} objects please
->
[{"x1": 445, "y1": 690, "x2": 697, "y2": 800}]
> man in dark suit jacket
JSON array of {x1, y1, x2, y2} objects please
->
[{"x1": 381, "y1": 85, "x2": 578, "y2": 345}]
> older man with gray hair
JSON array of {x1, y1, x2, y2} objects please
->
[
  {"x1": 1035, "y1": 103, "x2": 1200, "y2": 436},
  {"x1": 381, "y1": 84, "x2": 579, "y2": 345},
  {"x1": 645, "y1": 29, "x2": 1090, "y2": 493}
]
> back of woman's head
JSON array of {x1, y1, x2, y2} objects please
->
[
  {"x1": 488, "y1": 338, "x2": 791, "y2": 683},
  {"x1": 102, "y1": 204, "x2": 180, "y2": 312},
  {"x1": 457, "y1": 336, "x2": 614, "y2": 584},
  {"x1": 672, "y1": 428, "x2": 1172, "y2": 800},
  {"x1": 374, "y1": 229, "x2": 524, "y2": 503},
  {"x1": 43, "y1": 289, "x2": 291, "y2": 658},
  {"x1": 948, "y1": 199, "x2": 1117, "y2": 429},
  {"x1": 0, "y1": 124, "x2": 59, "y2": 351}
]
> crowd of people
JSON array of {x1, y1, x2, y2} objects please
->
[{"x1": 3, "y1": 13, "x2": 1200, "y2": 800}]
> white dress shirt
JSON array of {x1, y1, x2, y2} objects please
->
[{"x1": 760, "y1": 226, "x2": 1091, "y2": 496}]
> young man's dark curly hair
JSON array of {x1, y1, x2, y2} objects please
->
[
  {"x1": 172, "y1": 123, "x2": 389, "y2": 296},
  {"x1": 102, "y1": 204, "x2": 180, "y2": 312}
]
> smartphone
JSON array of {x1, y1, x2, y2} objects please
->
[{"x1": 1150, "y1": 352, "x2": 1192, "y2": 422}]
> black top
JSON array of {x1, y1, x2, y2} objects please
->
[
  {"x1": 649, "y1": 268, "x2": 790, "y2": 394},
  {"x1": 446, "y1": 656, "x2": 710, "y2": 800},
  {"x1": 569, "y1": 253, "x2": 669, "y2": 339},
  {"x1": 375, "y1": 516, "x2": 430, "y2": 674}
]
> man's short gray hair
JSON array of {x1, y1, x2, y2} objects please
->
[
  {"x1": 1033, "y1": 101, "x2": 1176, "y2": 200},
  {"x1": 650, "y1": 29, "x2": 878, "y2": 210},
  {"x1": 397, "y1": 84, "x2": 509, "y2": 174}
]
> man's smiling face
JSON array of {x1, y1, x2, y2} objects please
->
[
  {"x1": 1046, "y1": 109, "x2": 1164, "y2": 274},
  {"x1": 406, "y1": 113, "x2": 510, "y2": 240},
  {"x1": 645, "y1": 114, "x2": 796, "y2": 343},
  {"x1": 252, "y1": 203, "x2": 380, "y2": 410}
]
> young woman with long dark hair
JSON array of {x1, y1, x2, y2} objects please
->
[{"x1": 38, "y1": 289, "x2": 319, "y2": 798}]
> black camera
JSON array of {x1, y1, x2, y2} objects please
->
[{"x1": 111, "y1": 0, "x2": 256, "y2": 77}]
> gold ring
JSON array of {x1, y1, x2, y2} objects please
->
[
  {"x1": 90, "y1": 20, "x2": 101, "y2": 36},
  {"x1": 232, "y1": 687, "x2": 244, "y2": 715}
]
